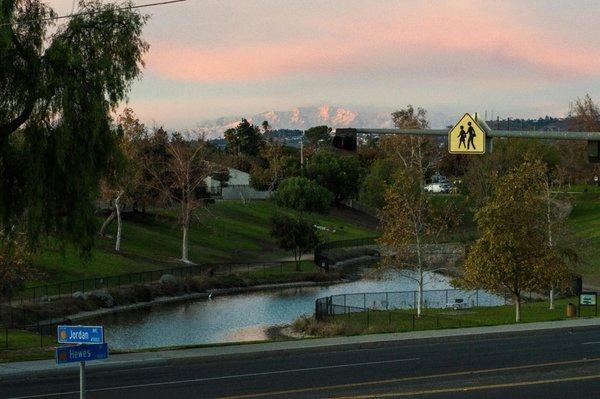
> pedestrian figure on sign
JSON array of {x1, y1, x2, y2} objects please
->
[
  {"x1": 458, "y1": 125, "x2": 467, "y2": 149},
  {"x1": 467, "y1": 122, "x2": 476, "y2": 150}
]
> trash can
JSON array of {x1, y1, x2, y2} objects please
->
[{"x1": 567, "y1": 303, "x2": 577, "y2": 317}]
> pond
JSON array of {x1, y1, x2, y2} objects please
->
[{"x1": 88, "y1": 271, "x2": 503, "y2": 350}]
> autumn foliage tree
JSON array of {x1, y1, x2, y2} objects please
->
[
  {"x1": 461, "y1": 158, "x2": 574, "y2": 322},
  {"x1": 378, "y1": 167, "x2": 454, "y2": 317}
]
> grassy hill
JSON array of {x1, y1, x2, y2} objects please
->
[
  {"x1": 31, "y1": 200, "x2": 377, "y2": 284},
  {"x1": 567, "y1": 188, "x2": 600, "y2": 286}
]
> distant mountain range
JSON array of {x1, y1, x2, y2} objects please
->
[{"x1": 192, "y1": 105, "x2": 453, "y2": 139}]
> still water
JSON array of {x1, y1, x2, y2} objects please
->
[{"x1": 89, "y1": 271, "x2": 501, "y2": 350}]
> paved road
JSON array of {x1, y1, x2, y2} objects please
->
[{"x1": 4, "y1": 326, "x2": 600, "y2": 398}]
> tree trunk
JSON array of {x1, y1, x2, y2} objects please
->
[
  {"x1": 417, "y1": 267, "x2": 424, "y2": 317},
  {"x1": 515, "y1": 294, "x2": 521, "y2": 322},
  {"x1": 546, "y1": 181, "x2": 555, "y2": 311},
  {"x1": 114, "y1": 191, "x2": 124, "y2": 252},
  {"x1": 295, "y1": 247, "x2": 300, "y2": 271},
  {"x1": 182, "y1": 224, "x2": 189, "y2": 263},
  {"x1": 99, "y1": 210, "x2": 116, "y2": 237}
]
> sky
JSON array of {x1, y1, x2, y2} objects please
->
[{"x1": 48, "y1": 0, "x2": 600, "y2": 129}]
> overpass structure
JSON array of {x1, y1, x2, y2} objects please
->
[{"x1": 333, "y1": 112, "x2": 600, "y2": 161}]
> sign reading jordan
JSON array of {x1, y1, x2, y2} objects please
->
[{"x1": 448, "y1": 113, "x2": 486, "y2": 154}]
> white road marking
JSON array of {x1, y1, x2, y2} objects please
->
[
  {"x1": 582, "y1": 341, "x2": 600, "y2": 345},
  {"x1": 7, "y1": 357, "x2": 420, "y2": 398}
]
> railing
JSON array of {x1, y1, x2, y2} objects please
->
[
  {"x1": 314, "y1": 236, "x2": 379, "y2": 268},
  {"x1": 315, "y1": 289, "x2": 506, "y2": 320},
  {"x1": 6, "y1": 261, "x2": 295, "y2": 306},
  {"x1": 0, "y1": 260, "x2": 303, "y2": 351}
]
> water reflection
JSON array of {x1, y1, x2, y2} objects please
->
[{"x1": 89, "y1": 271, "x2": 500, "y2": 350}]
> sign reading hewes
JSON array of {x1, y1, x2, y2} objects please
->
[
  {"x1": 56, "y1": 343, "x2": 108, "y2": 364},
  {"x1": 57, "y1": 325, "x2": 104, "y2": 344}
]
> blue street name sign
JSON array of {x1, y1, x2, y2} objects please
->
[
  {"x1": 56, "y1": 343, "x2": 109, "y2": 364},
  {"x1": 57, "y1": 325, "x2": 104, "y2": 344}
]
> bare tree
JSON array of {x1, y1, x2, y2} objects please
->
[
  {"x1": 381, "y1": 105, "x2": 440, "y2": 180},
  {"x1": 146, "y1": 134, "x2": 215, "y2": 263}
]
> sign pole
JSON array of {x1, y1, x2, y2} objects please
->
[{"x1": 80, "y1": 361, "x2": 86, "y2": 399}]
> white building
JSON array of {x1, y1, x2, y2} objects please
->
[{"x1": 205, "y1": 167, "x2": 270, "y2": 200}]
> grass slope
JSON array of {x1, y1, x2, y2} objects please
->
[
  {"x1": 31, "y1": 201, "x2": 376, "y2": 284},
  {"x1": 567, "y1": 189, "x2": 600, "y2": 285}
]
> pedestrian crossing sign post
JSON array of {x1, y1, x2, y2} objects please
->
[{"x1": 448, "y1": 113, "x2": 486, "y2": 154}]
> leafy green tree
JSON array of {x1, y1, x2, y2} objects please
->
[
  {"x1": 224, "y1": 118, "x2": 265, "y2": 157},
  {"x1": 305, "y1": 150, "x2": 363, "y2": 201},
  {"x1": 270, "y1": 215, "x2": 319, "y2": 271},
  {"x1": 0, "y1": 0, "x2": 148, "y2": 252},
  {"x1": 359, "y1": 158, "x2": 396, "y2": 210},
  {"x1": 304, "y1": 125, "x2": 331, "y2": 148},
  {"x1": 461, "y1": 158, "x2": 573, "y2": 322},
  {"x1": 274, "y1": 177, "x2": 333, "y2": 214},
  {"x1": 0, "y1": 229, "x2": 34, "y2": 298}
]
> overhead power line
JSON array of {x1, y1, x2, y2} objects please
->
[{"x1": 2, "y1": 0, "x2": 187, "y2": 27}]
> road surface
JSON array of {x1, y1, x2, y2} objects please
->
[{"x1": 3, "y1": 326, "x2": 600, "y2": 398}]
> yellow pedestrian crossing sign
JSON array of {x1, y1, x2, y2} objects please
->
[{"x1": 448, "y1": 113, "x2": 485, "y2": 154}]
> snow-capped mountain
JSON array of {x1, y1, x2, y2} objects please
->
[{"x1": 193, "y1": 105, "x2": 452, "y2": 138}]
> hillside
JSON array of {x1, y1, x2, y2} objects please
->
[
  {"x1": 31, "y1": 201, "x2": 377, "y2": 284},
  {"x1": 567, "y1": 189, "x2": 600, "y2": 286}
]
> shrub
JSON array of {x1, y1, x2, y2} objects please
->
[
  {"x1": 132, "y1": 284, "x2": 153, "y2": 302},
  {"x1": 274, "y1": 177, "x2": 333, "y2": 213},
  {"x1": 208, "y1": 274, "x2": 248, "y2": 289},
  {"x1": 291, "y1": 315, "x2": 347, "y2": 337}
]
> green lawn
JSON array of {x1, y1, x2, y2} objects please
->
[
  {"x1": 317, "y1": 297, "x2": 586, "y2": 336},
  {"x1": 567, "y1": 191, "x2": 600, "y2": 285},
  {"x1": 30, "y1": 200, "x2": 376, "y2": 285}
]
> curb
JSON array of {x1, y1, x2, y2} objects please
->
[{"x1": 3, "y1": 317, "x2": 600, "y2": 382}]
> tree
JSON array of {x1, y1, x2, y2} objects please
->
[
  {"x1": 376, "y1": 106, "x2": 438, "y2": 189},
  {"x1": 359, "y1": 158, "x2": 396, "y2": 210},
  {"x1": 274, "y1": 177, "x2": 333, "y2": 214},
  {"x1": 463, "y1": 138, "x2": 561, "y2": 206},
  {"x1": 304, "y1": 125, "x2": 331, "y2": 148},
  {"x1": 556, "y1": 94, "x2": 600, "y2": 186},
  {"x1": 378, "y1": 166, "x2": 454, "y2": 317},
  {"x1": 99, "y1": 107, "x2": 147, "y2": 251},
  {"x1": 224, "y1": 119, "x2": 265, "y2": 157},
  {"x1": 146, "y1": 136, "x2": 215, "y2": 263},
  {"x1": 305, "y1": 150, "x2": 363, "y2": 201},
  {"x1": 270, "y1": 215, "x2": 319, "y2": 271},
  {"x1": 461, "y1": 159, "x2": 572, "y2": 322},
  {"x1": 0, "y1": 0, "x2": 148, "y2": 253},
  {"x1": 0, "y1": 229, "x2": 34, "y2": 298}
]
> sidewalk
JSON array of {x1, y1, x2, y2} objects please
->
[{"x1": 3, "y1": 317, "x2": 600, "y2": 381}]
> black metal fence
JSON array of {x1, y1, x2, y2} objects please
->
[
  {"x1": 314, "y1": 236, "x2": 379, "y2": 268},
  {"x1": 0, "y1": 260, "x2": 302, "y2": 351},
  {"x1": 314, "y1": 289, "x2": 511, "y2": 333}
]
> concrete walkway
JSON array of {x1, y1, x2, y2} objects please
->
[{"x1": 3, "y1": 317, "x2": 600, "y2": 381}]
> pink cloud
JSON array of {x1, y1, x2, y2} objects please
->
[{"x1": 144, "y1": 1, "x2": 600, "y2": 83}]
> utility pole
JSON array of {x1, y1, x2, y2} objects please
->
[{"x1": 300, "y1": 131, "x2": 304, "y2": 168}]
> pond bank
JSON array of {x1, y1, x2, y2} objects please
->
[{"x1": 41, "y1": 280, "x2": 348, "y2": 326}]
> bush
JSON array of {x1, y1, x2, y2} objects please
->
[
  {"x1": 185, "y1": 276, "x2": 209, "y2": 293},
  {"x1": 132, "y1": 284, "x2": 152, "y2": 302},
  {"x1": 291, "y1": 316, "x2": 347, "y2": 337},
  {"x1": 274, "y1": 177, "x2": 333, "y2": 213},
  {"x1": 208, "y1": 274, "x2": 248, "y2": 289}
]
